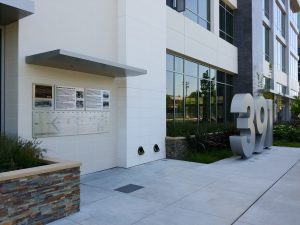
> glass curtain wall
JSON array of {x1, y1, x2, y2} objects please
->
[
  {"x1": 184, "y1": 0, "x2": 210, "y2": 30},
  {"x1": 219, "y1": 1, "x2": 234, "y2": 44},
  {"x1": 166, "y1": 53, "x2": 235, "y2": 130}
]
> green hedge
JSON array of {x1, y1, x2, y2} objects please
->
[
  {"x1": 167, "y1": 121, "x2": 236, "y2": 137},
  {"x1": 0, "y1": 134, "x2": 46, "y2": 173},
  {"x1": 273, "y1": 124, "x2": 300, "y2": 142}
]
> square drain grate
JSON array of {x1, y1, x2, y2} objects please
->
[{"x1": 115, "y1": 184, "x2": 144, "y2": 193}]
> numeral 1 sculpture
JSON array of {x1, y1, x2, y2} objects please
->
[{"x1": 230, "y1": 94, "x2": 273, "y2": 158}]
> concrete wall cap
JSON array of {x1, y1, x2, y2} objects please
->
[{"x1": 0, "y1": 157, "x2": 81, "y2": 182}]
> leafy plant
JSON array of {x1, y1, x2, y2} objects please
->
[
  {"x1": 0, "y1": 134, "x2": 46, "y2": 173},
  {"x1": 291, "y1": 97, "x2": 300, "y2": 120},
  {"x1": 186, "y1": 123, "x2": 238, "y2": 153},
  {"x1": 273, "y1": 124, "x2": 300, "y2": 142}
]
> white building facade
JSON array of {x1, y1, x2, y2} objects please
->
[{"x1": 0, "y1": 0, "x2": 299, "y2": 174}]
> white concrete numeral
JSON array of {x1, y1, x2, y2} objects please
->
[
  {"x1": 254, "y1": 96, "x2": 268, "y2": 153},
  {"x1": 230, "y1": 94, "x2": 273, "y2": 158},
  {"x1": 230, "y1": 94, "x2": 255, "y2": 158}
]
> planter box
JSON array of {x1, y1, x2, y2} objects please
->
[{"x1": 0, "y1": 157, "x2": 81, "y2": 225}]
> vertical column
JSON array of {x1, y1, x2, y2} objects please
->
[
  {"x1": 4, "y1": 23, "x2": 19, "y2": 136},
  {"x1": 117, "y1": 0, "x2": 167, "y2": 167},
  {"x1": 211, "y1": 0, "x2": 220, "y2": 36}
]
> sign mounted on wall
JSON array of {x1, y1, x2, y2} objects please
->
[
  {"x1": 32, "y1": 83, "x2": 111, "y2": 138},
  {"x1": 230, "y1": 94, "x2": 273, "y2": 158},
  {"x1": 33, "y1": 84, "x2": 54, "y2": 110}
]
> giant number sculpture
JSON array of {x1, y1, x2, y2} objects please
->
[{"x1": 230, "y1": 94, "x2": 273, "y2": 158}]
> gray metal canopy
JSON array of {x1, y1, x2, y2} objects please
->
[
  {"x1": 0, "y1": 0, "x2": 34, "y2": 25},
  {"x1": 26, "y1": 49, "x2": 147, "y2": 77}
]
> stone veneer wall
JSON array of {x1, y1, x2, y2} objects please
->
[
  {"x1": 165, "y1": 137, "x2": 189, "y2": 159},
  {"x1": 0, "y1": 167, "x2": 80, "y2": 225}
]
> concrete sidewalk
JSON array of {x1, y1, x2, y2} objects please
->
[{"x1": 50, "y1": 147, "x2": 300, "y2": 225}]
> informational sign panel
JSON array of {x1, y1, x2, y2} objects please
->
[
  {"x1": 32, "y1": 83, "x2": 111, "y2": 138},
  {"x1": 55, "y1": 86, "x2": 85, "y2": 110},
  {"x1": 86, "y1": 88, "x2": 103, "y2": 110},
  {"x1": 32, "y1": 111, "x2": 110, "y2": 138},
  {"x1": 33, "y1": 84, "x2": 54, "y2": 110}
]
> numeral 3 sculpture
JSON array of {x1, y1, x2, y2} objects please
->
[{"x1": 230, "y1": 94, "x2": 273, "y2": 158}]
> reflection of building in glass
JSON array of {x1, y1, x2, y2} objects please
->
[
  {"x1": 235, "y1": 0, "x2": 300, "y2": 122},
  {"x1": 166, "y1": 53, "x2": 234, "y2": 130}
]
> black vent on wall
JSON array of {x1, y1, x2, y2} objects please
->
[{"x1": 138, "y1": 146, "x2": 145, "y2": 155}]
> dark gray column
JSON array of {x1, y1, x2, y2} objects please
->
[
  {"x1": 234, "y1": 0, "x2": 264, "y2": 96},
  {"x1": 234, "y1": 0, "x2": 254, "y2": 94}
]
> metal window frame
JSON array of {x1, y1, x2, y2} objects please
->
[
  {"x1": 166, "y1": 53, "x2": 236, "y2": 127},
  {"x1": 184, "y1": 0, "x2": 211, "y2": 30},
  {"x1": 219, "y1": 1, "x2": 234, "y2": 44}
]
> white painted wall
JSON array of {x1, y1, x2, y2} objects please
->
[
  {"x1": 17, "y1": 0, "x2": 119, "y2": 174},
  {"x1": 166, "y1": 7, "x2": 238, "y2": 74},
  {"x1": 117, "y1": 0, "x2": 167, "y2": 167},
  {"x1": 4, "y1": 23, "x2": 19, "y2": 136}
]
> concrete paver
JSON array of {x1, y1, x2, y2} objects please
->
[{"x1": 49, "y1": 147, "x2": 300, "y2": 225}]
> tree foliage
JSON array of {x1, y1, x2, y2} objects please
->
[{"x1": 291, "y1": 97, "x2": 300, "y2": 119}]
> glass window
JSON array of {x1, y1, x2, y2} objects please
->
[
  {"x1": 219, "y1": 1, "x2": 234, "y2": 44},
  {"x1": 210, "y1": 68, "x2": 217, "y2": 81},
  {"x1": 290, "y1": 28, "x2": 298, "y2": 53},
  {"x1": 166, "y1": 53, "x2": 236, "y2": 133},
  {"x1": 210, "y1": 80, "x2": 217, "y2": 122},
  {"x1": 166, "y1": 54, "x2": 174, "y2": 71},
  {"x1": 166, "y1": 72, "x2": 174, "y2": 120},
  {"x1": 166, "y1": 0, "x2": 175, "y2": 8},
  {"x1": 264, "y1": 0, "x2": 270, "y2": 18},
  {"x1": 185, "y1": 60, "x2": 198, "y2": 77},
  {"x1": 217, "y1": 71, "x2": 226, "y2": 83},
  {"x1": 175, "y1": 57, "x2": 184, "y2": 73},
  {"x1": 276, "y1": 4, "x2": 285, "y2": 37},
  {"x1": 276, "y1": 39, "x2": 286, "y2": 72},
  {"x1": 264, "y1": 26, "x2": 270, "y2": 62},
  {"x1": 185, "y1": 76, "x2": 198, "y2": 123},
  {"x1": 199, "y1": 78, "x2": 211, "y2": 122},
  {"x1": 199, "y1": 0, "x2": 209, "y2": 22},
  {"x1": 217, "y1": 83, "x2": 226, "y2": 123},
  {"x1": 225, "y1": 85, "x2": 234, "y2": 122},
  {"x1": 184, "y1": 0, "x2": 210, "y2": 30},
  {"x1": 290, "y1": 55, "x2": 298, "y2": 81},
  {"x1": 199, "y1": 65, "x2": 210, "y2": 80},
  {"x1": 175, "y1": 73, "x2": 184, "y2": 122},
  {"x1": 226, "y1": 74, "x2": 234, "y2": 85},
  {"x1": 186, "y1": 0, "x2": 197, "y2": 13}
]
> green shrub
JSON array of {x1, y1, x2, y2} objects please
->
[
  {"x1": 167, "y1": 121, "x2": 237, "y2": 137},
  {"x1": 0, "y1": 134, "x2": 46, "y2": 173},
  {"x1": 186, "y1": 123, "x2": 238, "y2": 152},
  {"x1": 273, "y1": 124, "x2": 300, "y2": 142}
]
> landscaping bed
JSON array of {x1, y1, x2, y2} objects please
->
[
  {"x1": 0, "y1": 134, "x2": 81, "y2": 225},
  {"x1": 166, "y1": 123, "x2": 238, "y2": 164},
  {"x1": 273, "y1": 123, "x2": 300, "y2": 148}
]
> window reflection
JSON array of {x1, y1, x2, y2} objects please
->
[
  {"x1": 175, "y1": 73, "x2": 184, "y2": 122},
  {"x1": 217, "y1": 83, "x2": 226, "y2": 122},
  {"x1": 166, "y1": 71, "x2": 174, "y2": 120},
  {"x1": 199, "y1": 77, "x2": 210, "y2": 122},
  {"x1": 166, "y1": 53, "x2": 235, "y2": 131},
  {"x1": 185, "y1": 76, "x2": 198, "y2": 125}
]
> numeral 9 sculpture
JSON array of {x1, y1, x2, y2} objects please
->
[{"x1": 230, "y1": 94, "x2": 273, "y2": 158}]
